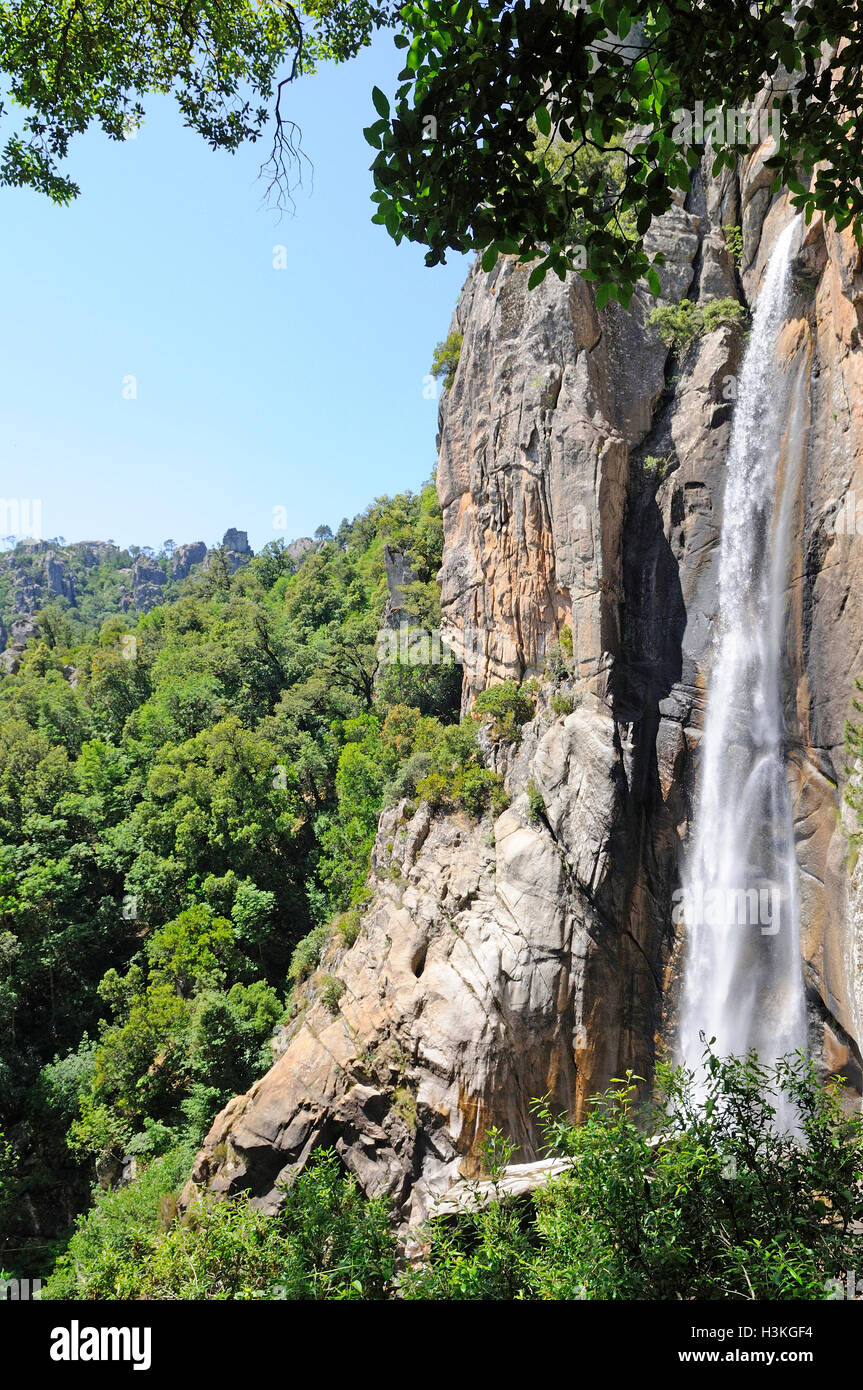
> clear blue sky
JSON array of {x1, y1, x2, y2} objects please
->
[{"x1": 0, "y1": 33, "x2": 468, "y2": 553}]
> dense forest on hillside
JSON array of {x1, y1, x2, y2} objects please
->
[{"x1": 0, "y1": 480, "x2": 483, "y2": 1278}]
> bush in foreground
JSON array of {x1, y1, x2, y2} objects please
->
[{"x1": 45, "y1": 1048, "x2": 863, "y2": 1300}]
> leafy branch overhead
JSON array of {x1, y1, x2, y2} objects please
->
[
  {"x1": 3, "y1": 2, "x2": 863, "y2": 300},
  {"x1": 365, "y1": 0, "x2": 863, "y2": 300},
  {"x1": 0, "y1": 0, "x2": 391, "y2": 203}
]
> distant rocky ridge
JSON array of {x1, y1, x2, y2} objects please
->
[{"x1": 0, "y1": 528, "x2": 320, "y2": 669}]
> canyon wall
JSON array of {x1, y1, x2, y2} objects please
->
[{"x1": 190, "y1": 147, "x2": 863, "y2": 1222}]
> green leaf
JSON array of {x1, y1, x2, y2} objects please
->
[
  {"x1": 371, "y1": 87, "x2": 390, "y2": 120},
  {"x1": 535, "y1": 105, "x2": 551, "y2": 137}
]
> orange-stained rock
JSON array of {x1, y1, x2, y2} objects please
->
[{"x1": 191, "y1": 155, "x2": 863, "y2": 1218}]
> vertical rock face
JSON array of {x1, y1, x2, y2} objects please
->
[
  {"x1": 191, "y1": 149, "x2": 863, "y2": 1218},
  {"x1": 437, "y1": 201, "x2": 702, "y2": 704}
]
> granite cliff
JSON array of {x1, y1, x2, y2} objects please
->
[{"x1": 190, "y1": 147, "x2": 863, "y2": 1224}]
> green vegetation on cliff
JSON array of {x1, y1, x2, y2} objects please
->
[
  {"x1": 41, "y1": 1047, "x2": 863, "y2": 1302},
  {"x1": 0, "y1": 479, "x2": 493, "y2": 1274}
]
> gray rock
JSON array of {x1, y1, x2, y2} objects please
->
[
  {"x1": 222, "y1": 528, "x2": 251, "y2": 554},
  {"x1": 190, "y1": 159, "x2": 863, "y2": 1216},
  {"x1": 170, "y1": 541, "x2": 207, "y2": 580}
]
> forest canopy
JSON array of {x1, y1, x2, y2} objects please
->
[
  {"x1": 0, "y1": 482, "x2": 474, "y2": 1267},
  {"x1": 3, "y1": 2, "x2": 863, "y2": 297}
]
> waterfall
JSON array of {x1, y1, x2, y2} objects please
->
[{"x1": 678, "y1": 216, "x2": 807, "y2": 1119}]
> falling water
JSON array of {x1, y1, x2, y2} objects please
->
[{"x1": 678, "y1": 216, "x2": 808, "y2": 1119}]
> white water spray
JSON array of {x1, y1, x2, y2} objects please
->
[{"x1": 678, "y1": 217, "x2": 808, "y2": 1115}]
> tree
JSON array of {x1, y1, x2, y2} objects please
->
[
  {"x1": 0, "y1": 0, "x2": 392, "y2": 203},
  {"x1": 405, "y1": 1047, "x2": 863, "y2": 1301},
  {"x1": 367, "y1": 0, "x2": 863, "y2": 301}
]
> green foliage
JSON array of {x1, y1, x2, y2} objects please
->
[
  {"x1": 472, "y1": 680, "x2": 536, "y2": 743},
  {"x1": 43, "y1": 1141, "x2": 196, "y2": 1299},
  {"x1": 288, "y1": 920, "x2": 334, "y2": 987},
  {"x1": 526, "y1": 781, "x2": 545, "y2": 825},
  {"x1": 318, "y1": 974, "x2": 346, "y2": 1015},
  {"x1": 368, "y1": 0, "x2": 863, "y2": 299},
  {"x1": 430, "y1": 331, "x2": 463, "y2": 390},
  {"x1": 0, "y1": 0, "x2": 383, "y2": 203},
  {"x1": 0, "y1": 1127, "x2": 15, "y2": 1227},
  {"x1": 391, "y1": 1085, "x2": 418, "y2": 1131},
  {"x1": 558, "y1": 626, "x2": 573, "y2": 658},
  {"x1": 375, "y1": 650, "x2": 462, "y2": 721},
  {"x1": 723, "y1": 223, "x2": 744, "y2": 267},
  {"x1": 407, "y1": 1048, "x2": 863, "y2": 1301},
  {"x1": 550, "y1": 693, "x2": 578, "y2": 718},
  {"x1": 844, "y1": 678, "x2": 863, "y2": 848},
  {"x1": 46, "y1": 1149, "x2": 395, "y2": 1300},
  {"x1": 43, "y1": 1045, "x2": 863, "y2": 1302},
  {"x1": 642, "y1": 453, "x2": 676, "y2": 482},
  {"x1": 409, "y1": 721, "x2": 508, "y2": 819},
  {"x1": 647, "y1": 296, "x2": 745, "y2": 350},
  {"x1": 0, "y1": 479, "x2": 477, "y2": 1261},
  {"x1": 336, "y1": 908, "x2": 362, "y2": 948}
]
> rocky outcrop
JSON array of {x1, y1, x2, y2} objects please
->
[
  {"x1": 131, "y1": 555, "x2": 167, "y2": 610},
  {"x1": 170, "y1": 541, "x2": 207, "y2": 581},
  {"x1": 0, "y1": 536, "x2": 214, "y2": 634},
  {"x1": 203, "y1": 528, "x2": 253, "y2": 577},
  {"x1": 286, "y1": 537, "x2": 315, "y2": 565},
  {"x1": 0, "y1": 617, "x2": 40, "y2": 674},
  {"x1": 191, "y1": 144, "x2": 863, "y2": 1216}
]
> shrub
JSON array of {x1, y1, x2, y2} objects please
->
[
  {"x1": 701, "y1": 297, "x2": 746, "y2": 334},
  {"x1": 526, "y1": 781, "x2": 546, "y2": 824},
  {"x1": 387, "y1": 718, "x2": 509, "y2": 819},
  {"x1": 550, "y1": 692, "x2": 577, "y2": 718},
  {"x1": 642, "y1": 453, "x2": 675, "y2": 483},
  {"x1": 287, "y1": 920, "x2": 332, "y2": 986},
  {"x1": 723, "y1": 223, "x2": 744, "y2": 266},
  {"x1": 452, "y1": 766, "x2": 509, "y2": 819},
  {"x1": 42, "y1": 1142, "x2": 196, "y2": 1299},
  {"x1": 414, "y1": 771, "x2": 449, "y2": 810},
  {"x1": 545, "y1": 648, "x2": 567, "y2": 681},
  {"x1": 392, "y1": 1086, "x2": 418, "y2": 1131},
  {"x1": 430, "y1": 331, "x2": 464, "y2": 391},
  {"x1": 406, "y1": 1047, "x2": 863, "y2": 1302},
  {"x1": 46, "y1": 1150, "x2": 396, "y2": 1301},
  {"x1": 844, "y1": 678, "x2": 863, "y2": 848},
  {"x1": 558, "y1": 625, "x2": 573, "y2": 657},
  {"x1": 318, "y1": 974, "x2": 346, "y2": 1015},
  {"x1": 472, "y1": 680, "x2": 536, "y2": 743},
  {"x1": 647, "y1": 296, "x2": 744, "y2": 351},
  {"x1": 336, "y1": 909, "x2": 361, "y2": 948},
  {"x1": 416, "y1": 767, "x2": 508, "y2": 819}
]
